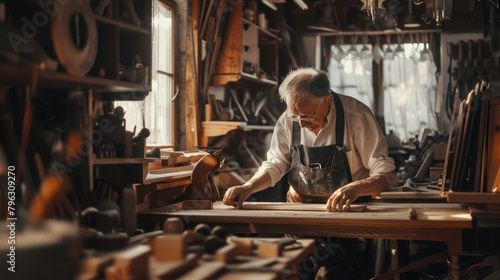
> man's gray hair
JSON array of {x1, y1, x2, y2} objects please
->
[{"x1": 278, "y1": 67, "x2": 331, "y2": 103}]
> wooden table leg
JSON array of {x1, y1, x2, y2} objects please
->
[
  {"x1": 389, "y1": 240, "x2": 400, "y2": 280},
  {"x1": 449, "y1": 255, "x2": 461, "y2": 280},
  {"x1": 447, "y1": 229, "x2": 463, "y2": 280}
]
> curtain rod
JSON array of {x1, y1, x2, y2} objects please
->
[{"x1": 309, "y1": 29, "x2": 442, "y2": 37}]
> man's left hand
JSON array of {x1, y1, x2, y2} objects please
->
[{"x1": 326, "y1": 184, "x2": 359, "y2": 212}]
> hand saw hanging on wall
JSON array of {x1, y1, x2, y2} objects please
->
[{"x1": 360, "y1": 0, "x2": 386, "y2": 22}]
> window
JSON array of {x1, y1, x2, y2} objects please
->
[
  {"x1": 328, "y1": 40, "x2": 438, "y2": 143},
  {"x1": 381, "y1": 42, "x2": 438, "y2": 143},
  {"x1": 328, "y1": 44, "x2": 374, "y2": 111},
  {"x1": 116, "y1": 0, "x2": 175, "y2": 147}
]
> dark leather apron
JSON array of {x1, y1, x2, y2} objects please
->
[{"x1": 288, "y1": 93, "x2": 352, "y2": 203}]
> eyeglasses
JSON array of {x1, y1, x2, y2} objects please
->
[
  {"x1": 287, "y1": 111, "x2": 318, "y2": 123},
  {"x1": 286, "y1": 99, "x2": 323, "y2": 123}
]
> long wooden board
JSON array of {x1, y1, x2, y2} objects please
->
[
  {"x1": 486, "y1": 98, "x2": 500, "y2": 192},
  {"x1": 241, "y1": 202, "x2": 367, "y2": 212}
]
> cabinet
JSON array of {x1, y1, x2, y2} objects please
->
[
  {"x1": 2, "y1": 0, "x2": 152, "y2": 93},
  {"x1": 211, "y1": 1, "x2": 280, "y2": 86},
  {"x1": 0, "y1": 0, "x2": 152, "y2": 234},
  {"x1": 89, "y1": 0, "x2": 152, "y2": 91},
  {"x1": 201, "y1": 0, "x2": 282, "y2": 148}
]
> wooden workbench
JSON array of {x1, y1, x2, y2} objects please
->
[{"x1": 139, "y1": 201, "x2": 472, "y2": 280}]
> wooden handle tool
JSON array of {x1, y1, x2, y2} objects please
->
[{"x1": 256, "y1": 237, "x2": 297, "y2": 258}]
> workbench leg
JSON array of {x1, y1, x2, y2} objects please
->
[
  {"x1": 447, "y1": 230, "x2": 463, "y2": 280},
  {"x1": 449, "y1": 255, "x2": 460, "y2": 280},
  {"x1": 389, "y1": 240, "x2": 400, "y2": 280}
]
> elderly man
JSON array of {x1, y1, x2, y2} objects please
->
[{"x1": 223, "y1": 67, "x2": 398, "y2": 279}]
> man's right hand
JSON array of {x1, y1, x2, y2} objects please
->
[
  {"x1": 223, "y1": 172, "x2": 272, "y2": 209},
  {"x1": 222, "y1": 185, "x2": 254, "y2": 209}
]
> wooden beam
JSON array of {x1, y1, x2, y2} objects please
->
[{"x1": 185, "y1": 1, "x2": 199, "y2": 149}]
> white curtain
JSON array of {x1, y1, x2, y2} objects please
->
[
  {"x1": 382, "y1": 43, "x2": 438, "y2": 143},
  {"x1": 328, "y1": 44, "x2": 374, "y2": 112},
  {"x1": 328, "y1": 42, "x2": 438, "y2": 143}
]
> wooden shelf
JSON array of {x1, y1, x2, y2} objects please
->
[
  {"x1": 212, "y1": 71, "x2": 278, "y2": 86},
  {"x1": 202, "y1": 121, "x2": 274, "y2": 135},
  {"x1": 201, "y1": 121, "x2": 245, "y2": 139},
  {"x1": 200, "y1": 121, "x2": 275, "y2": 146},
  {"x1": 0, "y1": 63, "x2": 151, "y2": 93},
  {"x1": 212, "y1": 72, "x2": 277, "y2": 86},
  {"x1": 93, "y1": 158, "x2": 158, "y2": 165},
  {"x1": 144, "y1": 169, "x2": 192, "y2": 184}
]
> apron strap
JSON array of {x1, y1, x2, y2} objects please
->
[
  {"x1": 332, "y1": 91, "x2": 345, "y2": 146},
  {"x1": 292, "y1": 121, "x2": 301, "y2": 145},
  {"x1": 292, "y1": 91, "x2": 345, "y2": 146}
]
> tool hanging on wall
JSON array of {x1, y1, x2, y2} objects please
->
[
  {"x1": 202, "y1": 0, "x2": 230, "y2": 108},
  {"x1": 421, "y1": 0, "x2": 453, "y2": 27},
  {"x1": 449, "y1": 39, "x2": 495, "y2": 102},
  {"x1": 360, "y1": 0, "x2": 386, "y2": 23},
  {"x1": 200, "y1": 0, "x2": 217, "y2": 40}
]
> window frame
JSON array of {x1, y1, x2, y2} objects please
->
[
  {"x1": 114, "y1": 0, "x2": 177, "y2": 150},
  {"x1": 148, "y1": 0, "x2": 177, "y2": 149}
]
